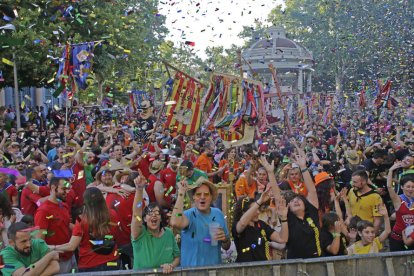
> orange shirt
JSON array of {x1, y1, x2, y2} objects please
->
[
  {"x1": 235, "y1": 173, "x2": 257, "y2": 199},
  {"x1": 287, "y1": 180, "x2": 308, "y2": 197},
  {"x1": 194, "y1": 153, "x2": 213, "y2": 173},
  {"x1": 218, "y1": 159, "x2": 241, "y2": 183}
]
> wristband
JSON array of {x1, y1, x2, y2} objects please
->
[
  {"x1": 300, "y1": 167, "x2": 308, "y2": 173},
  {"x1": 255, "y1": 201, "x2": 262, "y2": 207},
  {"x1": 280, "y1": 219, "x2": 288, "y2": 223},
  {"x1": 332, "y1": 232, "x2": 340, "y2": 238}
]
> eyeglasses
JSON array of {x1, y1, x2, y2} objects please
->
[
  {"x1": 146, "y1": 210, "x2": 161, "y2": 217},
  {"x1": 195, "y1": 192, "x2": 211, "y2": 198}
]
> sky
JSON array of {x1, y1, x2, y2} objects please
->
[{"x1": 158, "y1": 0, "x2": 285, "y2": 59}]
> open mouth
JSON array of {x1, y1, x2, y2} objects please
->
[{"x1": 149, "y1": 218, "x2": 158, "y2": 225}]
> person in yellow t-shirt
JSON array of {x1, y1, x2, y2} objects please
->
[
  {"x1": 347, "y1": 170, "x2": 383, "y2": 233},
  {"x1": 347, "y1": 203, "x2": 391, "y2": 255}
]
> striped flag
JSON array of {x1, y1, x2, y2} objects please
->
[
  {"x1": 164, "y1": 72, "x2": 204, "y2": 136},
  {"x1": 358, "y1": 86, "x2": 367, "y2": 110},
  {"x1": 374, "y1": 80, "x2": 392, "y2": 109}
]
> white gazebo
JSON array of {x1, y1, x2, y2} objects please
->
[{"x1": 242, "y1": 26, "x2": 314, "y2": 94}]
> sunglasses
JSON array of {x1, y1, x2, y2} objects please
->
[
  {"x1": 16, "y1": 162, "x2": 25, "y2": 165},
  {"x1": 307, "y1": 140, "x2": 315, "y2": 143},
  {"x1": 195, "y1": 192, "x2": 211, "y2": 198}
]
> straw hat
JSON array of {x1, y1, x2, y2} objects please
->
[
  {"x1": 96, "y1": 163, "x2": 123, "y2": 182},
  {"x1": 306, "y1": 135, "x2": 318, "y2": 142},
  {"x1": 188, "y1": 177, "x2": 218, "y2": 202},
  {"x1": 345, "y1": 150, "x2": 361, "y2": 165},
  {"x1": 114, "y1": 168, "x2": 132, "y2": 183}
]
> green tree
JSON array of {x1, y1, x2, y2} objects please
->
[{"x1": 0, "y1": 0, "x2": 168, "y2": 104}]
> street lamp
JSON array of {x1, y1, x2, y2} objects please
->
[{"x1": 0, "y1": 23, "x2": 20, "y2": 128}]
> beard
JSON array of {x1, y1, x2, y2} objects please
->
[{"x1": 15, "y1": 246, "x2": 31, "y2": 256}]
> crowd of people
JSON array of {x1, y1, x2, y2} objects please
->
[{"x1": 0, "y1": 100, "x2": 413, "y2": 275}]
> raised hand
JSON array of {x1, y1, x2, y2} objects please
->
[
  {"x1": 258, "y1": 188, "x2": 271, "y2": 205},
  {"x1": 377, "y1": 203, "x2": 388, "y2": 217},
  {"x1": 389, "y1": 161, "x2": 403, "y2": 172},
  {"x1": 275, "y1": 197, "x2": 288, "y2": 219},
  {"x1": 133, "y1": 172, "x2": 147, "y2": 189},
  {"x1": 258, "y1": 156, "x2": 274, "y2": 173},
  {"x1": 293, "y1": 153, "x2": 307, "y2": 168},
  {"x1": 177, "y1": 179, "x2": 189, "y2": 193}
]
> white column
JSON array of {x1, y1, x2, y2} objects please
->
[
  {"x1": 298, "y1": 69, "x2": 303, "y2": 94},
  {"x1": 35, "y1": 87, "x2": 43, "y2": 107},
  {"x1": 307, "y1": 71, "x2": 312, "y2": 93},
  {"x1": 0, "y1": 88, "x2": 5, "y2": 106}
]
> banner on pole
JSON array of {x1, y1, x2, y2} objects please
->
[
  {"x1": 163, "y1": 71, "x2": 204, "y2": 136},
  {"x1": 204, "y1": 73, "x2": 265, "y2": 146}
]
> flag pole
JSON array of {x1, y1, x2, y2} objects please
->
[
  {"x1": 162, "y1": 60, "x2": 207, "y2": 87},
  {"x1": 146, "y1": 62, "x2": 173, "y2": 145}
]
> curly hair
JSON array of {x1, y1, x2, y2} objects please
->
[
  {"x1": 316, "y1": 179, "x2": 335, "y2": 213},
  {"x1": 143, "y1": 202, "x2": 167, "y2": 231}
]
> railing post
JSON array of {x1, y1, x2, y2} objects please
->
[
  {"x1": 326, "y1": 262, "x2": 335, "y2": 276},
  {"x1": 272, "y1": 265, "x2": 281, "y2": 276}
]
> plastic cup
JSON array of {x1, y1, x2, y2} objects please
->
[{"x1": 209, "y1": 222, "x2": 220, "y2": 246}]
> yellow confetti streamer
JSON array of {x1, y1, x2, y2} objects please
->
[{"x1": 2, "y1": 58, "x2": 14, "y2": 66}]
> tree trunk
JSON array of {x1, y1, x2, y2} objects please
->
[{"x1": 97, "y1": 80, "x2": 103, "y2": 105}]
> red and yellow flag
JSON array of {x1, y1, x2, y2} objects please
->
[{"x1": 164, "y1": 72, "x2": 204, "y2": 136}]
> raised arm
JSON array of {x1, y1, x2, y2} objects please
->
[
  {"x1": 270, "y1": 197, "x2": 289, "y2": 243},
  {"x1": 236, "y1": 190, "x2": 270, "y2": 234},
  {"x1": 378, "y1": 203, "x2": 391, "y2": 243},
  {"x1": 258, "y1": 156, "x2": 281, "y2": 198},
  {"x1": 170, "y1": 180, "x2": 190, "y2": 230},
  {"x1": 131, "y1": 173, "x2": 147, "y2": 240},
  {"x1": 295, "y1": 151, "x2": 318, "y2": 209},
  {"x1": 387, "y1": 161, "x2": 403, "y2": 211}
]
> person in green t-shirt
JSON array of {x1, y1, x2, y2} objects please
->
[
  {"x1": 0, "y1": 222, "x2": 60, "y2": 276},
  {"x1": 131, "y1": 173, "x2": 180, "y2": 273},
  {"x1": 176, "y1": 160, "x2": 208, "y2": 186}
]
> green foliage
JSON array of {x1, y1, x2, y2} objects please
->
[
  {"x1": 0, "y1": 0, "x2": 168, "y2": 104},
  {"x1": 267, "y1": 0, "x2": 413, "y2": 94}
]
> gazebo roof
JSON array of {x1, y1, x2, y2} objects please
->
[{"x1": 244, "y1": 26, "x2": 313, "y2": 61}]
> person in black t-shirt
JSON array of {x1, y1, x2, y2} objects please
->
[
  {"x1": 285, "y1": 140, "x2": 322, "y2": 259},
  {"x1": 232, "y1": 190, "x2": 288, "y2": 263}
]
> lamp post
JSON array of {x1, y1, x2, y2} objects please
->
[{"x1": 0, "y1": 23, "x2": 20, "y2": 128}]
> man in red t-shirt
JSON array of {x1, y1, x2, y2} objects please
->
[
  {"x1": 61, "y1": 142, "x2": 88, "y2": 216},
  {"x1": 145, "y1": 160, "x2": 167, "y2": 205},
  {"x1": 21, "y1": 165, "x2": 49, "y2": 216},
  {"x1": 160, "y1": 156, "x2": 179, "y2": 207},
  {"x1": 35, "y1": 177, "x2": 76, "y2": 274}
]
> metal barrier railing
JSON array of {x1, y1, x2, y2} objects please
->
[{"x1": 60, "y1": 250, "x2": 414, "y2": 276}]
